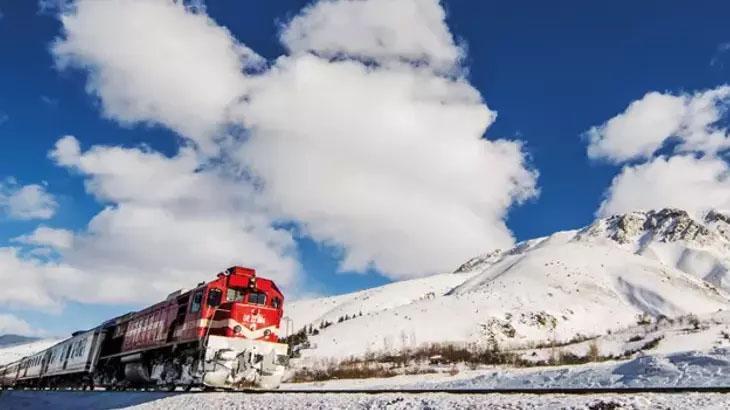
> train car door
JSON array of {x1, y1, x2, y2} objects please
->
[
  {"x1": 41, "y1": 350, "x2": 51, "y2": 376},
  {"x1": 184, "y1": 288, "x2": 205, "y2": 340},
  {"x1": 62, "y1": 343, "x2": 72, "y2": 370}
]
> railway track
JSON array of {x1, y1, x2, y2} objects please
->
[
  {"x1": 271, "y1": 387, "x2": 730, "y2": 394},
  {"x1": 3, "y1": 386, "x2": 730, "y2": 395}
]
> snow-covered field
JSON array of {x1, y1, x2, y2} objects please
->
[
  {"x1": 3, "y1": 348, "x2": 730, "y2": 408},
  {"x1": 1, "y1": 391, "x2": 730, "y2": 410},
  {"x1": 281, "y1": 347, "x2": 730, "y2": 390}
]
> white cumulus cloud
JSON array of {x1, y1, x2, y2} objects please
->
[
  {"x1": 37, "y1": 0, "x2": 538, "y2": 302},
  {"x1": 51, "y1": 0, "x2": 262, "y2": 155},
  {"x1": 598, "y1": 155, "x2": 730, "y2": 217},
  {"x1": 0, "y1": 134, "x2": 303, "y2": 311},
  {"x1": 586, "y1": 92, "x2": 686, "y2": 163},
  {"x1": 281, "y1": 0, "x2": 463, "y2": 73},
  {"x1": 43, "y1": 135, "x2": 300, "y2": 304},
  {"x1": 12, "y1": 226, "x2": 74, "y2": 250},
  {"x1": 234, "y1": 53, "x2": 536, "y2": 278},
  {"x1": 0, "y1": 179, "x2": 58, "y2": 220},
  {"x1": 0, "y1": 247, "x2": 67, "y2": 310},
  {"x1": 0, "y1": 313, "x2": 37, "y2": 336},
  {"x1": 587, "y1": 86, "x2": 730, "y2": 163},
  {"x1": 588, "y1": 85, "x2": 730, "y2": 217}
]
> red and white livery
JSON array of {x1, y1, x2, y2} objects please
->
[{"x1": 0, "y1": 266, "x2": 289, "y2": 390}]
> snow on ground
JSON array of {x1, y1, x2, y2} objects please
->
[
  {"x1": 423, "y1": 348, "x2": 730, "y2": 390},
  {"x1": 1, "y1": 391, "x2": 730, "y2": 410},
  {"x1": 282, "y1": 312, "x2": 730, "y2": 391},
  {"x1": 508, "y1": 309, "x2": 730, "y2": 364},
  {"x1": 282, "y1": 347, "x2": 730, "y2": 391},
  {"x1": 0, "y1": 339, "x2": 60, "y2": 366},
  {"x1": 3, "y1": 348, "x2": 730, "y2": 409}
]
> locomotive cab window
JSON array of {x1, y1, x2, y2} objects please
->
[
  {"x1": 190, "y1": 290, "x2": 204, "y2": 313},
  {"x1": 248, "y1": 292, "x2": 266, "y2": 305}
]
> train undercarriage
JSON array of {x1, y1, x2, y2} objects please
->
[{"x1": 8, "y1": 336, "x2": 288, "y2": 391}]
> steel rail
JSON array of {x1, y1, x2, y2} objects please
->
[{"x1": 3, "y1": 386, "x2": 730, "y2": 395}]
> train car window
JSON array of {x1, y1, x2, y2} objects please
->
[
  {"x1": 248, "y1": 292, "x2": 266, "y2": 305},
  {"x1": 272, "y1": 297, "x2": 281, "y2": 308},
  {"x1": 207, "y1": 288, "x2": 222, "y2": 307},
  {"x1": 190, "y1": 290, "x2": 204, "y2": 313}
]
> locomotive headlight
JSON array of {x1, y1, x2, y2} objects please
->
[
  {"x1": 264, "y1": 329, "x2": 271, "y2": 337},
  {"x1": 233, "y1": 325, "x2": 242, "y2": 334}
]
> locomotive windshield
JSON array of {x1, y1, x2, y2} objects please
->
[
  {"x1": 248, "y1": 292, "x2": 266, "y2": 305},
  {"x1": 225, "y1": 288, "x2": 268, "y2": 305},
  {"x1": 226, "y1": 287, "x2": 246, "y2": 302}
]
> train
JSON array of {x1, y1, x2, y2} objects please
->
[{"x1": 0, "y1": 266, "x2": 289, "y2": 390}]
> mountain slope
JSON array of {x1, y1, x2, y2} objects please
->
[
  {"x1": 284, "y1": 208, "x2": 730, "y2": 361},
  {"x1": 0, "y1": 338, "x2": 60, "y2": 366},
  {"x1": 282, "y1": 271, "x2": 479, "y2": 333},
  {"x1": 0, "y1": 334, "x2": 39, "y2": 347}
]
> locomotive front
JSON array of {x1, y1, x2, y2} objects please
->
[{"x1": 198, "y1": 267, "x2": 289, "y2": 389}]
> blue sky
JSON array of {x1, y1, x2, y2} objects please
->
[{"x1": 0, "y1": 0, "x2": 729, "y2": 337}]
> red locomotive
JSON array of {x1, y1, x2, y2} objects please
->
[{"x1": 0, "y1": 266, "x2": 289, "y2": 390}]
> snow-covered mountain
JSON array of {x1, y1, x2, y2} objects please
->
[
  {"x1": 283, "y1": 208, "x2": 730, "y2": 361},
  {"x1": 576, "y1": 208, "x2": 730, "y2": 290},
  {"x1": 0, "y1": 334, "x2": 39, "y2": 347},
  {"x1": 0, "y1": 338, "x2": 60, "y2": 366}
]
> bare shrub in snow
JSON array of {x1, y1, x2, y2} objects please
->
[
  {"x1": 588, "y1": 341, "x2": 601, "y2": 362},
  {"x1": 636, "y1": 313, "x2": 652, "y2": 326},
  {"x1": 289, "y1": 361, "x2": 397, "y2": 383},
  {"x1": 526, "y1": 333, "x2": 598, "y2": 350},
  {"x1": 640, "y1": 336, "x2": 663, "y2": 351}
]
